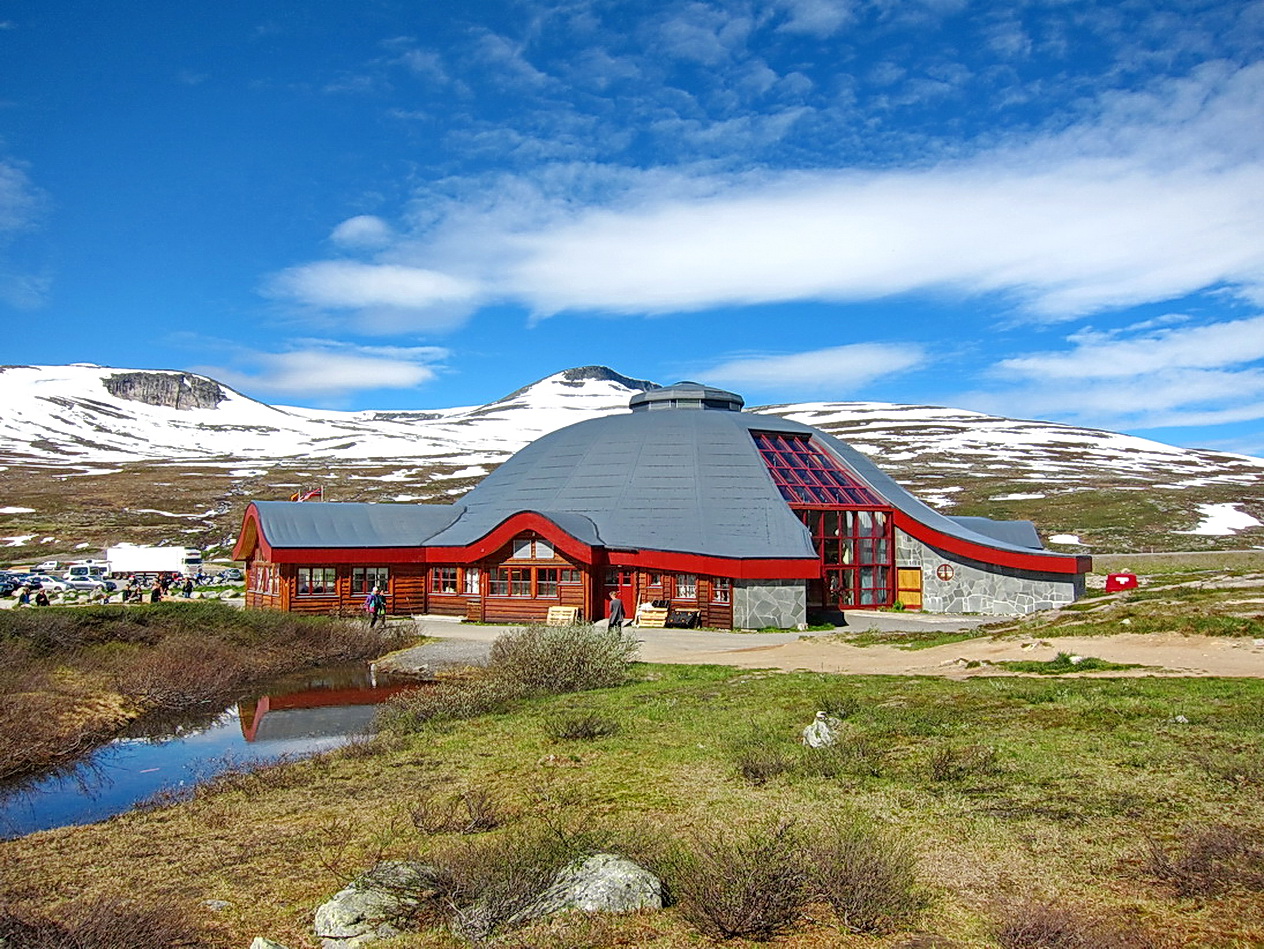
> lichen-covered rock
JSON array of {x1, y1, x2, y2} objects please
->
[
  {"x1": 248, "y1": 939, "x2": 291, "y2": 949},
  {"x1": 529, "y1": 853, "x2": 663, "y2": 917},
  {"x1": 313, "y1": 860, "x2": 440, "y2": 949}
]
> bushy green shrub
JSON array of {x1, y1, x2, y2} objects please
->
[{"x1": 488, "y1": 623, "x2": 639, "y2": 694}]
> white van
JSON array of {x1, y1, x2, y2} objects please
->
[{"x1": 66, "y1": 561, "x2": 109, "y2": 581}]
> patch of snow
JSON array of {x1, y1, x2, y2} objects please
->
[
  {"x1": 1049, "y1": 534, "x2": 1085, "y2": 545},
  {"x1": 991, "y1": 493, "x2": 1046, "y2": 501},
  {"x1": 0, "y1": 506, "x2": 35, "y2": 514},
  {"x1": 131, "y1": 508, "x2": 220, "y2": 519},
  {"x1": 3, "y1": 535, "x2": 35, "y2": 547},
  {"x1": 1175, "y1": 503, "x2": 1263, "y2": 536}
]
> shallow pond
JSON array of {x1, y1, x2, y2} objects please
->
[{"x1": 0, "y1": 662, "x2": 422, "y2": 839}]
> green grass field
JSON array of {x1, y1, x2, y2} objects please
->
[{"x1": 3, "y1": 661, "x2": 1262, "y2": 947}]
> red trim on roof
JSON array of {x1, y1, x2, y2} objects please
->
[
  {"x1": 232, "y1": 505, "x2": 266, "y2": 561},
  {"x1": 425, "y1": 511, "x2": 598, "y2": 563},
  {"x1": 894, "y1": 511, "x2": 1092, "y2": 574}
]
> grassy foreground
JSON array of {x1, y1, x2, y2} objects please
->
[{"x1": 2, "y1": 659, "x2": 1262, "y2": 948}]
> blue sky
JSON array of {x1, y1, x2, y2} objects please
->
[{"x1": 3, "y1": 0, "x2": 1264, "y2": 454}]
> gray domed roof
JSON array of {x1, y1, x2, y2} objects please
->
[{"x1": 426, "y1": 406, "x2": 818, "y2": 561}]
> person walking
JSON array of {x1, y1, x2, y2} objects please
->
[
  {"x1": 182, "y1": 576, "x2": 194, "y2": 598},
  {"x1": 150, "y1": 580, "x2": 163, "y2": 603},
  {"x1": 365, "y1": 586, "x2": 386, "y2": 628},
  {"x1": 607, "y1": 590, "x2": 626, "y2": 631}
]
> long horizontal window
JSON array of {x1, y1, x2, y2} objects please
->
[{"x1": 489, "y1": 566, "x2": 565, "y2": 599}]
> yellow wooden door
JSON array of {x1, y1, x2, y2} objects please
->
[{"x1": 896, "y1": 568, "x2": 923, "y2": 610}]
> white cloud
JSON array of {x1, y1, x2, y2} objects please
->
[
  {"x1": 330, "y1": 215, "x2": 395, "y2": 248},
  {"x1": 998, "y1": 314, "x2": 1264, "y2": 380},
  {"x1": 770, "y1": 0, "x2": 853, "y2": 36},
  {"x1": 267, "y1": 260, "x2": 475, "y2": 309},
  {"x1": 266, "y1": 59, "x2": 1264, "y2": 343},
  {"x1": 700, "y1": 342, "x2": 928, "y2": 393},
  {"x1": 0, "y1": 157, "x2": 49, "y2": 308},
  {"x1": 0, "y1": 159, "x2": 42, "y2": 239},
  {"x1": 197, "y1": 341, "x2": 449, "y2": 400},
  {"x1": 960, "y1": 313, "x2": 1264, "y2": 432}
]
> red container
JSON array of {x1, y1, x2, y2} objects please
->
[{"x1": 1105, "y1": 573, "x2": 1138, "y2": 592}]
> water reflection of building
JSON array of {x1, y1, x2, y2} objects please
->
[{"x1": 237, "y1": 674, "x2": 417, "y2": 742}]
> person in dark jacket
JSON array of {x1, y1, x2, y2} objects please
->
[
  {"x1": 607, "y1": 591, "x2": 626, "y2": 630},
  {"x1": 365, "y1": 587, "x2": 386, "y2": 628}
]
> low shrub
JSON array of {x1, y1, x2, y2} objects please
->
[
  {"x1": 379, "y1": 677, "x2": 529, "y2": 731},
  {"x1": 545, "y1": 711, "x2": 620, "y2": 742},
  {"x1": 394, "y1": 823, "x2": 594, "y2": 944},
  {"x1": 1146, "y1": 823, "x2": 1264, "y2": 897},
  {"x1": 0, "y1": 895, "x2": 209, "y2": 949},
  {"x1": 666, "y1": 818, "x2": 808, "y2": 940},
  {"x1": 804, "y1": 816, "x2": 928, "y2": 933},
  {"x1": 928, "y1": 743, "x2": 1000, "y2": 782},
  {"x1": 731, "y1": 731, "x2": 795, "y2": 786},
  {"x1": 412, "y1": 788, "x2": 506, "y2": 835},
  {"x1": 112, "y1": 633, "x2": 252, "y2": 709},
  {"x1": 994, "y1": 900, "x2": 1162, "y2": 949},
  {"x1": 799, "y1": 736, "x2": 886, "y2": 779},
  {"x1": 488, "y1": 624, "x2": 639, "y2": 694},
  {"x1": 382, "y1": 624, "x2": 639, "y2": 735}
]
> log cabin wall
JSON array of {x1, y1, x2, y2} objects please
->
[
  {"x1": 257, "y1": 561, "x2": 427, "y2": 616},
  {"x1": 472, "y1": 532, "x2": 589, "y2": 624}
]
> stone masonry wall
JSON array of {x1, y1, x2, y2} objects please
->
[
  {"x1": 733, "y1": 578, "x2": 805, "y2": 629},
  {"x1": 895, "y1": 530, "x2": 1083, "y2": 615}
]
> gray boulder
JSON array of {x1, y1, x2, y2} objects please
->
[
  {"x1": 313, "y1": 860, "x2": 440, "y2": 949},
  {"x1": 530, "y1": 853, "x2": 663, "y2": 917},
  {"x1": 801, "y1": 711, "x2": 844, "y2": 748},
  {"x1": 249, "y1": 939, "x2": 291, "y2": 949}
]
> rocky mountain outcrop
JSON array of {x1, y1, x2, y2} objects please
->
[{"x1": 104, "y1": 371, "x2": 227, "y2": 410}]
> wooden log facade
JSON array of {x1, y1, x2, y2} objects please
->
[{"x1": 241, "y1": 528, "x2": 735, "y2": 628}]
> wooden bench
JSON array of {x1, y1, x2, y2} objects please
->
[
  {"x1": 546, "y1": 606, "x2": 580, "y2": 626},
  {"x1": 636, "y1": 606, "x2": 669, "y2": 628}
]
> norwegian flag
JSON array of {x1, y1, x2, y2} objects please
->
[{"x1": 290, "y1": 487, "x2": 323, "y2": 502}]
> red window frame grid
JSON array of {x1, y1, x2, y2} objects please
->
[
  {"x1": 753, "y1": 432, "x2": 884, "y2": 506},
  {"x1": 430, "y1": 566, "x2": 459, "y2": 595}
]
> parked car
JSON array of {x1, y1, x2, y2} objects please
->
[
  {"x1": 21, "y1": 574, "x2": 68, "y2": 592},
  {"x1": 217, "y1": 568, "x2": 244, "y2": 582},
  {"x1": 35, "y1": 560, "x2": 62, "y2": 573},
  {"x1": 63, "y1": 576, "x2": 117, "y2": 592}
]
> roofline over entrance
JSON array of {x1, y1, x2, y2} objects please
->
[{"x1": 895, "y1": 511, "x2": 1092, "y2": 574}]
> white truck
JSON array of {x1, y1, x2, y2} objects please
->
[{"x1": 105, "y1": 545, "x2": 203, "y2": 578}]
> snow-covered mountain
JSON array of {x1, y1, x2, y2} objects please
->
[
  {"x1": 0, "y1": 364, "x2": 656, "y2": 465},
  {"x1": 1, "y1": 362, "x2": 1262, "y2": 555}
]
